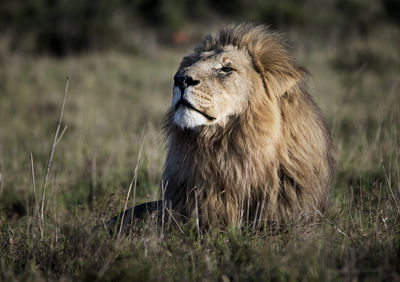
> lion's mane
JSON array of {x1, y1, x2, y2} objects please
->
[{"x1": 162, "y1": 24, "x2": 335, "y2": 228}]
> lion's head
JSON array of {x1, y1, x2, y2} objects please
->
[
  {"x1": 163, "y1": 23, "x2": 335, "y2": 228},
  {"x1": 172, "y1": 46, "x2": 258, "y2": 128}
]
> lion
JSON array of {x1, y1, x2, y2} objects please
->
[
  {"x1": 162, "y1": 23, "x2": 335, "y2": 228},
  {"x1": 108, "y1": 23, "x2": 335, "y2": 232}
]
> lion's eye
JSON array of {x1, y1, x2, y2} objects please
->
[{"x1": 220, "y1": 66, "x2": 234, "y2": 73}]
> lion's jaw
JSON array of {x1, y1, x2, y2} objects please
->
[
  {"x1": 172, "y1": 86, "x2": 213, "y2": 128},
  {"x1": 172, "y1": 47, "x2": 255, "y2": 129}
]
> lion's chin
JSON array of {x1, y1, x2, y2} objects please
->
[{"x1": 173, "y1": 106, "x2": 210, "y2": 129}]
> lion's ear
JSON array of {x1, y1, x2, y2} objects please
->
[
  {"x1": 265, "y1": 66, "x2": 307, "y2": 97},
  {"x1": 253, "y1": 52, "x2": 307, "y2": 97}
]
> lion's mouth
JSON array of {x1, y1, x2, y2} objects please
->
[{"x1": 175, "y1": 99, "x2": 216, "y2": 121}]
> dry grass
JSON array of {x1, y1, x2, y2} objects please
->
[{"x1": 0, "y1": 26, "x2": 399, "y2": 281}]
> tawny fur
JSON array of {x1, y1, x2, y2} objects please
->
[{"x1": 162, "y1": 23, "x2": 335, "y2": 228}]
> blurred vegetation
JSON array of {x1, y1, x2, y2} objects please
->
[
  {"x1": 1, "y1": 0, "x2": 400, "y2": 55},
  {"x1": 0, "y1": 0, "x2": 120, "y2": 55}
]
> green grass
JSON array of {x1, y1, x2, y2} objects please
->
[{"x1": 0, "y1": 26, "x2": 400, "y2": 281}]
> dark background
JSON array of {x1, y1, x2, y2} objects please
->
[{"x1": 1, "y1": 0, "x2": 399, "y2": 56}]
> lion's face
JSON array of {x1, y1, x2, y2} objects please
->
[{"x1": 172, "y1": 46, "x2": 259, "y2": 129}]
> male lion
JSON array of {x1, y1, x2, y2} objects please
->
[{"x1": 109, "y1": 23, "x2": 335, "y2": 231}]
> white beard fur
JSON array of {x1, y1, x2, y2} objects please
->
[{"x1": 172, "y1": 86, "x2": 208, "y2": 129}]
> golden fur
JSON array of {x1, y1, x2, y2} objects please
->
[{"x1": 162, "y1": 23, "x2": 335, "y2": 228}]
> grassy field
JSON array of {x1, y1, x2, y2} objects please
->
[{"x1": 0, "y1": 25, "x2": 400, "y2": 281}]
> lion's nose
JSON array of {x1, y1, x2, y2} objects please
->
[{"x1": 174, "y1": 75, "x2": 200, "y2": 92}]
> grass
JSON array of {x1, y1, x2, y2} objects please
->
[{"x1": 0, "y1": 25, "x2": 400, "y2": 281}]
